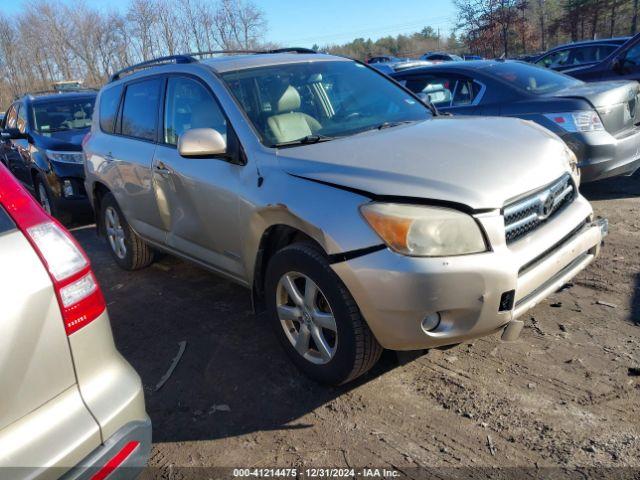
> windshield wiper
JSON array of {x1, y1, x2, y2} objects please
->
[
  {"x1": 271, "y1": 134, "x2": 336, "y2": 148},
  {"x1": 376, "y1": 120, "x2": 416, "y2": 130},
  {"x1": 352, "y1": 120, "x2": 417, "y2": 136}
]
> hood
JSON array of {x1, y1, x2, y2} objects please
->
[
  {"x1": 276, "y1": 117, "x2": 570, "y2": 210},
  {"x1": 33, "y1": 129, "x2": 88, "y2": 151}
]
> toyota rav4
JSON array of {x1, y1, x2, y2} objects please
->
[{"x1": 84, "y1": 50, "x2": 607, "y2": 385}]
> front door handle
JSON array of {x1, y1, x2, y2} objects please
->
[{"x1": 155, "y1": 163, "x2": 171, "y2": 176}]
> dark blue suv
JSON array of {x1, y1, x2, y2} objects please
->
[{"x1": 0, "y1": 91, "x2": 96, "y2": 223}]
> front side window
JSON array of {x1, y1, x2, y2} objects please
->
[
  {"x1": 567, "y1": 46, "x2": 594, "y2": 65},
  {"x1": 121, "y1": 79, "x2": 161, "y2": 141},
  {"x1": 222, "y1": 60, "x2": 430, "y2": 146},
  {"x1": 598, "y1": 45, "x2": 618, "y2": 60},
  {"x1": 624, "y1": 43, "x2": 640, "y2": 67},
  {"x1": 99, "y1": 85, "x2": 123, "y2": 134},
  {"x1": 32, "y1": 98, "x2": 95, "y2": 133},
  {"x1": 164, "y1": 77, "x2": 227, "y2": 145}
]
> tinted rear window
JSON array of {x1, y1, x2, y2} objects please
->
[
  {"x1": 491, "y1": 62, "x2": 582, "y2": 94},
  {"x1": 121, "y1": 79, "x2": 161, "y2": 141},
  {"x1": 99, "y1": 85, "x2": 123, "y2": 134},
  {"x1": 0, "y1": 205, "x2": 16, "y2": 235}
]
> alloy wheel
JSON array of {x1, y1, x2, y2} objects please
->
[
  {"x1": 105, "y1": 206, "x2": 127, "y2": 259},
  {"x1": 37, "y1": 183, "x2": 51, "y2": 215},
  {"x1": 276, "y1": 271, "x2": 338, "y2": 364}
]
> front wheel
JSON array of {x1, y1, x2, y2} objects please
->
[
  {"x1": 100, "y1": 192, "x2": 154, "y2": 270},
  {"x1": 34, "y1": 174, "x2": 55, "y2": 217},
  {"x1": 265, "y1": 243, "x2": 382, "y2": 385}
]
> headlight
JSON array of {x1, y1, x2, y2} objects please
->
[
  {"x1": 543, "y1": 111, "x2": 604, "y2": 133},
  {"x1": 360, "y1": 203, "x2": 487, "y2": 256},
  {"x1": 46, "y1": 150, "x2": 84, "y2": 164}
]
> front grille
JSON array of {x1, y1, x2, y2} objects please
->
[{"x1": 504, "y1": 174, "x2": 575, "y2": 244}]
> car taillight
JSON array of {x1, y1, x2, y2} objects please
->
[
  {"x1": 25, "y1": 221, "x2": 105, "y2": 334},
  {"x1": 544, "y1": 111, "x2": 604, "y2": 133},
  {"x1": 0, "y1": 164, "x2": 105, "y2": 335}
]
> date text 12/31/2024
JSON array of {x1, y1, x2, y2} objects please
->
[{"x1": 232, "y1": 468, "x2": 401, "y2": 478}]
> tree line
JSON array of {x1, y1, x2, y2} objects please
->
[
  {"x1": 322, "y1": 27, "x2": 461, "y2": 61},
  {"x1": 2, "y1": 0, "x2": 639, "y2": 110},
  {"x1": 454, "y1": 0, "x2": 640, "y2": 59},
  {"x1": 322, "y1": 0, "x2": 640, "y2": 61},
  {"x1": 0, "y1": 0, "x2": 267, "y2": 109}
]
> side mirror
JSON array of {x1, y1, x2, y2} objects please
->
[
  {"x1": 178, "y1": 128, "x2": 227, "y2": 158},
  {"x1": 1, "y1": 128, "x2": 26, "y2": 140}
]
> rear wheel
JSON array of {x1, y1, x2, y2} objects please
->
[
  {"x1": 265, "y1": 243, "x2": 382, "y2": 385},
  {"x1": 101, "y1": 192, "x2": 154, "y2": 270}
]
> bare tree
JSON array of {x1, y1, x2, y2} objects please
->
[
  {"x1": 127, "y1": 0, "x2": 160, "y2": 60},
  {"x1": 0, "y1": 0, "x2": 269, "y2": 109}
]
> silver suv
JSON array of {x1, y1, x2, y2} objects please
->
[{"x1": 84, "y1": 50, "x2": 607, "y2": 385}]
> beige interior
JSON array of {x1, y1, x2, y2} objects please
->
[{"x1": 267, "y1": 86, "x2": 321, "y2": 143}]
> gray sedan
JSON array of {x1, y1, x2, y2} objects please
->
[{"x1": 393, "y1": 60, "x2": 640, "y2": 182}]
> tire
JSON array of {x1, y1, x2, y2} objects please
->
[
  {"x1": 265, "y1": 243, "x2": 382, "y2": 385},
  {"x1": 34, "y1": 174, "x2": 57, "y2": 218},
  {"x1": 100, "y1": 192, "x2": 154, "y2": 270}
]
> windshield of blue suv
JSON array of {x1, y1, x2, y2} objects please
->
[
  {"x1": 221, "y1": 60, "x2": 431, "y2": 147},
  {"x1": 32, "y1": 98, "x2": 95, "y2": 133}
]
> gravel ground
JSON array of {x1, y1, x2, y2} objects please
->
[{"x1": 72, "y1": 174, "x2": 640, "y2": 479}]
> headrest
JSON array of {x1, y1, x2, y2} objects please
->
[
  {"x1": 276, "y1": 86, "x2": 301, "y2": 113},
  {"x1": 74, "y1": 110, "x2": 86, "y2": 119}
]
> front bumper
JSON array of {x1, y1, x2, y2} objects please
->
[
  {"x1": 564, "y1": 129, "x2": 640, "y2": 182},
  {"x1": 61, "y1": 419, "x2": 151, "y2": 480},
  {"x1": 333, "y1": 195, "x2": 605, "y2": 350},
  {"x1": 46, "y1": 161, "x2": 93, "y2": 220}
]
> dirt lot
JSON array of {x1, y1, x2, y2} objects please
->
[{"x1": 72, "y1": 175, "x2": 640, "y2": 479}]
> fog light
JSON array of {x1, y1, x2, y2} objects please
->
[
  {"x1": 421, "y1": 312, "x2": 441, "y2": 332},
  {"x1": 62, "y1": 180, "x2": 74, "y2": 197}
]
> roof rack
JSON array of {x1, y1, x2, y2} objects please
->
[
  {"x1": 262, "y1": 47, "x2": 317, "y2": 54},
  {"x1": 15, "y1": 88, "x2": 97, "y2": 100},
  {"x1": 109, "y1": 54, "x2": 197, "y2": 82},
  {"x1": 109, "y1": 48, "x2": 318, "y2": 82},
  {"x1": 186, "y1": 47, "x2": 316, "y2": 58}
]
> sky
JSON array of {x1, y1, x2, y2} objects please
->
[{"x1": 2, "y1": 0, "x2": 457, "y2": 48}]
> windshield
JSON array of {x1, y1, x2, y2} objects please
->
[
  {"x1": 33, "y1": 98, "x2": 95, "y2": 133},
  {"x1": 491, "y1": 62, "x2": 583, "y2": 95},
  {"x1": 221, "y1": 60, "x2": 431, "y2": 146}
]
